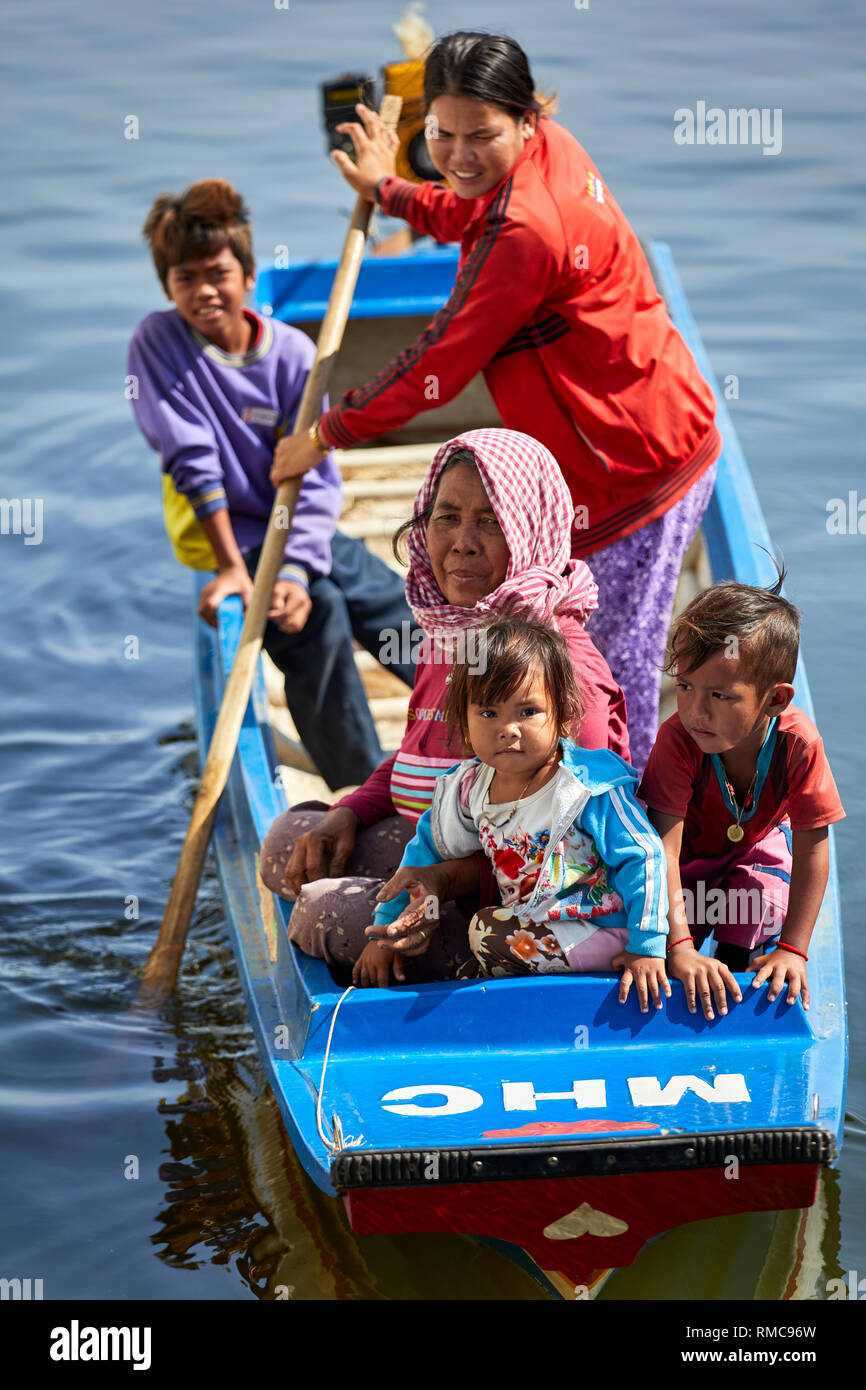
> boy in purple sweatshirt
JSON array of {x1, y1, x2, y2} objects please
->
[{"x1": 127, "y1": 179, "x2": 416, "y2": 788}]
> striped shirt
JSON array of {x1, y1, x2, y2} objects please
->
[
  {"x1": 335, "y1": 656, "x2": 464, "y2": 827},
  {"x1": 390, "y1": 750, "x2": 460, "y2": 823}
]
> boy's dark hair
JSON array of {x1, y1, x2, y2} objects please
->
[
  {"x1": 444, "y1": 616, "x2": 583, "y2": 749},
  {"x1": 664, "y1": 569, "x2": 801, "y2": 691},
  {"x1": 142, "y1": 179, "x2": 254, "y2": 290},
  {"x1": 392, "y1": 446, "x2": 479, "y2": 565},
  {"x1": 424, "y1": 31, "x2": 556, "y2": 119}
]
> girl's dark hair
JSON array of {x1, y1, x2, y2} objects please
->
[
  {"x1": 444, "y1": 617, "x2": 584, "y2": 750},
  {"x1": 143, "y1": 179, "x2": 254, "y2": 290},
  {"x1": 664, "y1": 566, "x2": 801, "y2": 692},
  {"x1": 423, "y1": 31, "x2": 555, "y2": 120},
  {"x1": 392, "y1": 447, "x2": 479, "y2": 565}
]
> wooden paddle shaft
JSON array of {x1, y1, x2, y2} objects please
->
[{"x1": 142, "y1": 95, "x2": 403, "y2": 1001}]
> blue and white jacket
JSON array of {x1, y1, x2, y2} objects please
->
[{"x1": 373, "y1": 740, "x2": 669, "y2": 958}]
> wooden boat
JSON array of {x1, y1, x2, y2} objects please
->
[
  {"x1": 152, "y1": 1045, "x2": 842, "y2": 1300},
  {"x1": 192, "y1": 241, "x2": 847, "y2": 1295}
]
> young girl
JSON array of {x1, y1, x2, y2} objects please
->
[
  {"x1": 357, "y1": 618, "x2": 670, "y2": 1009},
  {"x1": 639, "y1": 575, "x2": 845, "y2": 1019}
]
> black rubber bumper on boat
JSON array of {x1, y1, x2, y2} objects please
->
[{"x1": 331, "y1": 1127, "x2": 836, "y2": 1190}]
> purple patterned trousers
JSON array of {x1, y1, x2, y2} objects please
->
[{"x1": 585, "y1": 464, "x2": 717, "y2": 774}]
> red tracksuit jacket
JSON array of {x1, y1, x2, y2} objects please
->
[{"x1": 320, "y1": 118, "x2": 721, "y2": 555}]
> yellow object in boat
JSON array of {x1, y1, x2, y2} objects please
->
[
  {"x1": 162, "y1": 472, "x2": 217, "y2": 571},
  {"x1": 383, "y1": 60, "x2": 439, "y2": 184}
]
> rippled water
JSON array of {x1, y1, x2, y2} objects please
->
[{"x1": 2, "y1": 0, "x2": 864, "y2": 1299}]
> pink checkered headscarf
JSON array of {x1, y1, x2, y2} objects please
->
[{"x1": 405, "y1": 428, "x2": 598, "y2": 636}]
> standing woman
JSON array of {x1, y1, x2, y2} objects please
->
[{"x1": 271, "y1": 31, "x2": 721, "y2": 770}]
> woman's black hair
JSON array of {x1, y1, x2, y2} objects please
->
[
  {"x1": 423, "y1": 31, "x2": 542, "y2": 120},
  {"x1": 392, "y1": 447, "x2": 479, "y2": 566}
]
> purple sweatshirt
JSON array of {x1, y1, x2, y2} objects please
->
[{"x1": 127, "y1": 307, "x2": 342, "y2": 579}]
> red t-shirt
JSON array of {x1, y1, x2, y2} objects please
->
[{"x1": 638, "y1": 707, "x2": 844, "y2": 863}]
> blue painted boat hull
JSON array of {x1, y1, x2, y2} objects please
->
[{"x1": 192, "y1": 241, "x2": 846, "y2": 1284}]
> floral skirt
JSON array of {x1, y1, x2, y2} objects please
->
[{"x1": 468, "y1": 905, "x2": 629, "y2": 977}]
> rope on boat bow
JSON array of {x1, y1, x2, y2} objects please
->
[{"x1": 315, "y1": 984, "x2": 365, "y2": 1154}]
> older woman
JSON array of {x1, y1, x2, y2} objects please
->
[
  {"x1": 260, "y1": 428, "x2": 628, "y2": 985},
  {"x1": 271, "y1": 31, "x2": 721, "y2": 771}
]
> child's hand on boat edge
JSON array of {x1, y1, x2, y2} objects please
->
[
  {"x1": 611, "y1": 950, "x2": 671, "y2": 1014},
  {"x1": 352, "y1": 872, "x2": 803, "y2": 1015},
  {"x1": 611, "y1": 946, "x2": 789, "y2": 1021},
  {"x1": 749, "y1": 947, "x2": 810, "y2": 1010},
  {"x1": 198, "y1": 564, "x2": 312, "y2": 635},
  {"x1": 198, "y1": 565, "x2": 254, "y2": 627},
  {"x1": 655, "y1": 943, "x2": 741, "y2": 1020}
]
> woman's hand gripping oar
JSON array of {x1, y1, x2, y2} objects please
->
[{"x1": 139, "y1": 95, "x2": 403, "y2": 1008}]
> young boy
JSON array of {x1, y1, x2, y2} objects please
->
[
  {"x1": 127, "y1": 179, "x2": 416, "y2": 790},
  {"x1": 639, "y1": 576, "x2": 844, "y2": 1019}
]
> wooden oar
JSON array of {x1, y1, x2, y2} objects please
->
[{"x1": 140, "y1": 95, "x2": 403, "y2": 1007}]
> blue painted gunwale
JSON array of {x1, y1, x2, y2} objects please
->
[{"x1": 193, "y1": 242, "x2": 847, "y2": 1199}]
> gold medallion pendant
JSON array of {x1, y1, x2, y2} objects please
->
[{"x1": 727, "y1": 823, "x2": 745, "y2": 843}]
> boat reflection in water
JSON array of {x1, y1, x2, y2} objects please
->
[
  {"x1": 147, "y1": 1044, "x2": 843, "y2": 1301},
  {"x1": 162, "y1": 243, "x2": 844, "y2": 1298},
  {"x1": 150, "y1": 1047, "x2": 549, "y2": 1299}
]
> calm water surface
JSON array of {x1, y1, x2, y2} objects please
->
[{"x1": 1, "y1": 0, "x2": 864, "y2": 1300}]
